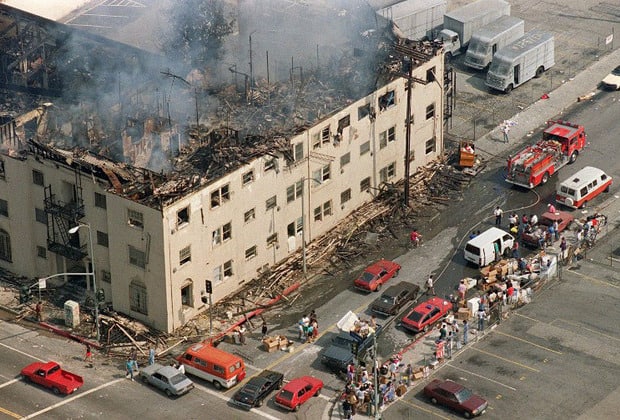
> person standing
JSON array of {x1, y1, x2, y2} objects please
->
[
  {"x1": 84, "y1": 344, "x2": 93, "y2": 365},
  {"x1": 238, "y1": 324, "x2": 247, "y2": 345},
  {"x1": 410, "y1": 230, "x2": 422, "y2": 247},
  {"x1": 126, "y1": 358, "x2": 134, "y2": 381},
  {"x1": 35, "y1": 301, "x2": 43, "y2": 322},
  {"x1": 130, "y1": 348, "x2": 138, "y2": 371},
  {"x1": 148, "y1": 347, "x2": 155, "y2": 366},
  {"x1": 477, "y1": 308, "x2": 486, "y2": 332},
  {"x1": 462, "y1": 320, "x2": 469, "y2": 345},
  {"x1": 560, "y1": 236, "x2": 567, "y2": 261},
  {"x1": 426, "y1": 275, "x2": 436, "y2": 296},
  {"x1": 404, "y1": 363, "x2": 413, "y2": 386},
  {"x1": 494, "y1": 206, "x2": 503, "y2": 226},
  {"x1": 261, "y1": 320, "x2": 268, "y2": 339},
  {"x1": 458, "y1": 280, "x2": 467, "y2": 304},
  {"x1": 548, "y1": 203, "x2": 556, "y2": 214}
]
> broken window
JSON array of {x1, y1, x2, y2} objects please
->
[
  {"x1": 340, "y1": 152, "x2": 351, "y2": 169},
  {"x1": 181, "y1": 281, "x2": 193, "y2": 307},
  {"x1": 128, "y1": 209, "x2": 144, "y2": 229},
  {"x1": 32, "y1": 170, "x2": 44, "y2": 186},
  {"x1": 212, "y1": 228, "x2": 221, "y2": 245},
  {"x1": 0, "y1": 229, "x2": 11, "y2": 262},
  {"x1": 97, "y1": 231, "x2": 109, "y2": 248},
  {"x1": 129, "y1": 245, "x2": 146, "y2": 268},
  {"x1": 341, "y1": 189, "x2": 352, "y2": 205},
  {"x1": 312, "y1": 132, "x2": 321, "y2": 149},
  {"x1": 312, "y1": 164, "x2": 331, "y2": 185},
  {"x1": 177, "y1": 206, "x2": 190, "y2": 226},
  {"x1": 379, "y1": 126, "x2": 396, "y2": 149},
  {"x1": 427, "y1": 66, "x2": 436, "y2": 82},
  {"x1": 360, "y1": 177, "x2": 371, "y2": 192},
  {"x1": 210, "y1": 184, "x2": 230, "y2": 209},
  {"x1": 321, "y1": 126, "x2": 331, "y2": 145},
  {"x1": 426, "y1": 103, "x2": 435, "y2": 120},
  {"x1": 360, "y1": 141, "x2": 370, "y2": 156},
  {"x1": 242, "y1": 170, "x2": 254, "y2": 186},
  {"x1": 245, "y1": 245, "x2": 257, "y2": 260},
  {"x1": 266, "y1": 195, "x2": 277, "y2": 211},
  {"x1": 35, "y1": 208, "x2": 47, "y2": 224},
  {"x1": 293, "y1": 142, "x2": 304, "y2": 161},
  {"x1": 94, "y1": 192, "x2": 107, "y2": 209},
  {"x1": 287, "y1": 217, "x2": 303, "y2": 237},
  {"x1": 338, "y1": 115, "x2": 350, "y2": 133},
  {"x1": 380, "y1": 162, "x2": 396, "y2": 183},
  {"x1": 358, "y1": 103, "x2": 371, "y2": 120},
  {"x1": 379, "y1": 90, "x2": 395, "y2": 111},
  {"x1": 244, "y1": 208, "x2": 256, "y2": 223},
  {"x1": 425, "y1": 137, "x2": 436, "y2": 154},
  {"x1": 179, "y1": 245, "x2": 191, "y2": 265},
  {"x1": 223, "y1": 260, "x2": 233, "y2": 277},
  {"x1": 37, "y1": 246, "x2": 47, "y2": 259},
  {"x1": 129, "y1": 280, "x2": 148, "y2": 314},
  {"x1": 287, "y1": 181, "x2": 303, "y2": 203},
  {"x1": 264, "y1": 157, "x2": 277, "y2": 172},
  {"x1": 267, "y1": 233, "x2": 278, "y2": 247}
]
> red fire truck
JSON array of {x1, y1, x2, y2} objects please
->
[{"x1": 506, "y1": 120, "x2": 587, "y2": 188}]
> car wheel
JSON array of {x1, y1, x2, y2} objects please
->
[
  {"x1": 580, "y1": 201, "x2": 587, "y2": 209},
  {"x1": 257, "y1": 399, "x2": 263, "y2": 407},
  {"x1": 430, "y1": 397, "x2": 438, "y2": 404},
  {"x1": 165, "y1": 389, "x2": 172, "y2": 397},
  {"x1": 535, "y1": 66, "x2": 544, "y2": 78},
  {"x1": 505, "y1": 84, "x2": 513, "y2": 93},
  {"x1": 213, "y1": 381, "x2": 222, "y2": 390},
  {"x1": 394, "y1": 269, "x2": 400, "y2": 278},
  {"x1": 315, "y1": 387, "x2": 321, "y2": 397},
  {"x1": 541, "y1": 172, "x2": 549, "y2": 184},
  {"x1": 569, "y1": 151, "x2": 578, "y2": 163},
  {"x1": 52, "y1": 387, "x2": 60, "y2": 395},
  {"x1": 141, "y1": 375, "x2": 148, "y2": 383},
  {"x1": 423, "y1": 324, "x2": 429, "y2": 333},
  {"x1": 376, "y1": 283, "x2": 382, "y2": 292},
  {"x1": 294, "y1": 404, "x2": 300, "y2": 412},
  {"x1": 464, "y1": 411, "x2": 472, "y2": 418}
]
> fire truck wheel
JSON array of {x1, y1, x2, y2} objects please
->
[
  {"x1": 541, "y1": 172, "x2": 549, "y2": 184},
  {"x1": 569, "y1": 151, "x2": 578, "y2": 163}
]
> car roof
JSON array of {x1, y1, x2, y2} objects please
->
[
  {"x1": 438, "y1": 379, "x2": 465, "y2": 393},
  {"x1": 364, "y1": 259, "x2": 398, "y2": 274},
  {"x1": 413, "y1": 297, "x2": 449, "y2": 314},
  {"x1": 381, "y1": 281, "x2": 417, "y2": 297},
  {"x1": 283, "y1": 376, "x2": 318, "y2": 391}
]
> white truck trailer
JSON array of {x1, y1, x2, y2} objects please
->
[
  {"x1": 485, "y1": 30, "x2": 555, "y2": 93},
  {"x1": 376, "y1": 0, "x2": 447, "y2": 41},
  {"x1": 464, "y1": 16, "x2": 524, "y2": 70},
  {"x1": 437, "y1": 0, "x2": 511, "y2": 58}
]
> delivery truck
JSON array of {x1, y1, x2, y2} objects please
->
[
  {"x1": 464, "y1": 16, "x2": 524, "y2": 70},
  {"x1": 486, "y1": 30, "x2": 555, "y2": 93},
  {"x1": 436, "y1": 0, "x2": 510, "y2": 58},
  {"x1": 376, "y1": 0, "x2": 447, "y2": 41}
]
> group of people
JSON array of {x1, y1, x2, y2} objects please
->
[{"x1": 298, "y1": 310, "x2": 319, "y2": 343}]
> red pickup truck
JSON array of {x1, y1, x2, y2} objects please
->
[{"x1": 21, "y1": 361, "x2": 84, "y2": 395}]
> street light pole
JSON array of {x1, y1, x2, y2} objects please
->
[
  {"x1": 69, "y1": 223, "x2": 99, "y2": 342},
  {"x1": 301, "y1": 177, "x2": 321, "y2": 275}
]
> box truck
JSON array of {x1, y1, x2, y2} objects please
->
[
  {"x1": 436, "y1": 0, "x2": 510, "y2": 58},
  {"x1": 464, "y1": 16, "x2": 524, "y2": 70},
  {"x1": 376, "y1": 0, "x2": 447, "y2": 41},
  {"x1": 485, "y1": 30, "x2": 555, "y2": 93}
]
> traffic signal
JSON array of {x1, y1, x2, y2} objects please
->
[{"x1": 205, "y1": 280, "x2": 213, "y2": 294}]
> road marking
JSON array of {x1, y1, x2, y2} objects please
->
[
  {"x1": 192, "y1": 383, "x2": 281, "y2": 420},
  {"x1": 470, "y1": 348, "x2": 540, "y2": 372},
  {"x1": 0, "y1": 342, "x2": 45, "y2": 362},
  {"x1": 494, "y1": 331, "x2": 563, "y2": 355},
  {"x1": 550, "y1": 318, "x2": 620, "y2": 342},
  {"x1": 244, "y1": 362, "x2": 261, "y2": 372},
  {"x1": 396, "y1": 397, "x2": 451, "y2": 419},
  {"x1": 447, "y1": 364, "x2": 517, "y2": 391},
  {"x1": 0, "y1": 378, "x2": 20, "y2": 389},
  {"x1": 22, "y1": 378, "x2": 124, "y2": 419},
  {"x1": 566, "y1": 269, "x2": 619, "y2": 288},
  {"x1": 513, "y1": 313, "x2": 542, "y2": 323},
  {"x1": 0, "y1": 405, "x2": 21, "y2": 419}
]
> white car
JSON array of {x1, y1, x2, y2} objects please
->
[{"x1": 601, "y1": 65, "x2": 620, "y2": 90}]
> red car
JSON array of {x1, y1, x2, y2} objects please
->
[
  {"x1": 21, "y1": 361, "x2": 84, "y2": 395},
  {"x1": 401, "y1": 297, "x2": 453, "y2": 333},
  {"x1": 274, "y1": 376, "x2": 323, "y2": 412},
  {"x1": 521, "y1": 210, "x2": 574, "y2": 248},
  {"x1": 353, "y1": 259, "x2": 401, "y2": 292},
  {"x1": 424, "y1": 379, "x2": 488, "y2": 418}
]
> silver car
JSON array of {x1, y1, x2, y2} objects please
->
[{"x1": 140, "y1": 363, "x2": 194, "y2": 397}]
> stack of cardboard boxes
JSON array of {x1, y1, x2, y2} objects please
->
[{"x1": 262, "y1": 335, "x2": 290, "y2": 352}]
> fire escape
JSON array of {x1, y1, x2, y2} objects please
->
[{"x1": 44, "y1": 168, "x2": 86, "y2": 261}]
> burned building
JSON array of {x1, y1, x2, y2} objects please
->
[{"x1": 0, "y1": 2, "x2": 444, "y2": 333}]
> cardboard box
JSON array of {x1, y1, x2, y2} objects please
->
[
  {"x1": 262, "y1": 337, "x2": 280, "y2": 352},
  {"x1": 456, "y1": 308, "x2": 471, "y2": 320},
  {"x1": 413, "y1": 371, "x2": 424, "y2": 380}
]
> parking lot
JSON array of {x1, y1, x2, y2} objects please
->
[{"x1": 385, "y1": 227, "x2": 620, "y2": 419}]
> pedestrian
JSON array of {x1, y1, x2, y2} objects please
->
[
  {"x1": 462, "y1": 320, "x2": 469, "y2": 345},
  {"x1": 126, "y1": 358, "x2": 134, "y2": 381},
  {"x1": 306, "y1": 322, "x2": 314, "y2": 343},
  {"x1": 494, "y1": 206, "x2": 503, "y2": 226},
  {"x1": 446, "y1": 331, "x2": 453, "y2": 358},
  {"x1": 261, "y1": 320, "x2": 268, "y2": 339},
  {"x1": 129, "y1": 347, "x2": 138, "y2": 371},
  {"x1": 309, "y1": 309, "x2": 317, "y2": 324},
  {"x1": 410, "y1": 229, "x2": 422, "y2": 247},
  {"x1": 347, "y1": 362, "x2": 356, "y2": 382},
  {"x1": 238, "y1": 324, "x2": 247, "y2": 345},
  {"x1": 530, "y1": 213, "x2": 538, "y2": 226},
  {"x1": 477, "y1": 307, "x2": 486, "y2": 332},
  {"x1": 35, "y1": 301, "x2": 43, "y2": 322},
  {"x1": 84, "y1": 344, "x2": 93, "y2": 364},
  {"x1": 298, "y1": 316, "x2": 305, "y2": 340},
  {"x1": 342, "y1": 398, "x2": 352, "y2": 420},
  {"x1": 457, "y1": 280, "x2": 467, "y2": 304},
  {"x1": 501, "y1": 122, "x2": 510, "y2": 143},
  {"x1": 312, "y1": 320, "x2": 319, "y2": 341},
  {"x1": 553, "y1": 220, "x2": 560, "y2": 241},
  {"x1": 547, "y1": 203, "x2": 556, "y2": 214},
  {"x1": 426, "y1": 274, "x2": 436, "y2": 296},
  {"x1": 560, "y1": 236, "x2": 567, "y2": 261},
  {"x1": 148, "y1": 347, "x2": 155, "y2": 366},
  {"x1": 404, "y1": 363, "x2": 413, "y2": 386},
  {"x1": 511, "y1": 241, "x2": 520, "y2": 259},
  {"x1": 348, "y1": 390, "x2": 358, "y2": 416},
  {"x1": 508, "y1": 213, "x2": 518, "y2": 228},
  {"x1": 436, "y1": 324, "x2": 447, "y2": 344},
  {"x1": 469, "y1": 231, "x2": 477, "y2": 240},
  {"x1": 389, "y1": 359, "x2": 399, "y2": 381}
]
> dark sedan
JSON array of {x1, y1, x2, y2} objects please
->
[
  {"x1": 424, "y1": 379, "x2": 488, "y2": 418},
  {"x1": 232, "y1": 370, "x2": 284, "y2": 410},
  {"x1": 370, "y1": 281, "x2": 420, "y2": 316}
]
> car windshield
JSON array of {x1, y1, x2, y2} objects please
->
[
  {"x1": 169, "y1": 374, "x2": 187, "y2": 385},
  {"x1": 455, "y1": 388, "x2": 473, "y2": 403},
  {"x1": 612, "y1": 66, "x2": 620, "y2": 75},
  {"x1": 333, "y1": 336, "x2": 352, "y2": 347},
  {"x1": 278, "y1": 390, "x2": 294, "y2": 401},
  {"x1": 406, "y1": 311, "x2": 424, "y2": 322},
  {"x1": 243, "y1": 383, "x2": 260, "y2": 394},
  {"x1": 359, "y1": 272, "x2": 375, "y2": 283}
]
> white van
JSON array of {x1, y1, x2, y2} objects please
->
[
  {"x1": 464, "y1": 227, "x2": 514, "y2": 267},
  {"x1": 556, "y1": 166, "x2": 612, "y2": 209}
]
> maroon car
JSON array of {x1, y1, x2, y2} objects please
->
[
  {"x1": 521, "y1": 210, "x2": 573, "y2": 248},
  {"x1": 353, "y1": 259, "x2": 401, "y2": 292},
  {"x1": 424, "y1": 379, "x2": 488, "y2": 418}
]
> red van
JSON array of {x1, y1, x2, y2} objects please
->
[{"x1": 177, "y1": 343, "x2": 246, "y2": 390}]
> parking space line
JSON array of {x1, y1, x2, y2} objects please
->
[
  {"x1": 494, "y1": 331, "x2": 563, "y2": 355},
  {"x1": 513, "y1": 313, "x2": 542, "y2": 323},
  {"x1": 22, "y1": 378, "x2": 124, "y2": 419},
  {"x1": 0, "y1": 405, "x2": 21, "y2": 419},
  {"x1": 396, "y1": 397, "x2": 451, "y2": 419},
  {"x1": 447, "y1": 363, "x2": 517, "y2": 391},
  {"x1": 566, "y1": 269, "x2": 620, "y2": 288},
  {"x1": 0, "y1": 378, "x2": 20, "y2": 389},
  {"x1": 550, "y1": 318, "x2": 620, "y2": 342},
  {"x1": 470, "y1": 348, "x2": 540, "y2": 372},
  {"x1": 0, "y1": 342, "x2": 45, "y2": 362},
  {"x1": 192, "y1": 383, "x2": 281, "y2": 420}
]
